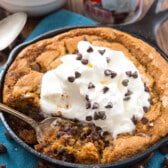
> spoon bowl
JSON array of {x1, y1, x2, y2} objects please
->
[{"x1": 0, "y1": 103, "x2": 56, "y2": 143}]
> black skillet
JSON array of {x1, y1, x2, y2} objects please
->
[{"x1": 0, "y1": 0, "x2": 168, "y2": 167}]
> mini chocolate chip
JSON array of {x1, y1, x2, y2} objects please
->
[
  {"x1": 87, "y1": 46, "x2": 93, "y2": 53},
  {"x1": 0, "y1": 143, "x2": 7, "y2": 153},
  {"x1": 104, "y1": 69, "x2": 112, "y2": 76},
  {"x1": 5, "y1": 131, "x2": 13, "y2": 140},
  {"x1": 111, "y1": 71, "x2": 117, "y2": 78},
  {"x1": 31, "y1": 63, "x2": 41, "y2": 72},
  {"x1": 95, "y1": 126, "x2": 102, "y2": 131},
  {"x1": 105, "y1": 102, "x2": 113, "y2": 108},
  {"x1": 75, "y1": 71, "x2": 81, "y2": 78},
  {"x1": 122, "y1": 79, "x2": 129, "y2": 86},
  {"x1": 103, "y1": 86, "x2": 109, "y2": 94},
  {"x1": 125, "y1": 89, "x2": 133, "y2": 96},
  {"x1": 0, "y1": 165, "x2": 6, "y2": 168},
  {"x1": 93, "y1": 111, "x2": 106, "y2": 120},
  {"x1": 141, "y1": 117, "x2": 148, "y2": 125},
  {"x1": 125, "y1": 71, "x2": 132, "y2": 77},
  {"x1": 86, "y1": 115, "x2": 92, "y2": 121},
  {"x1": 143, "y1": 106, "x2": 149, "y2": 113},
  {"x1": 123, "y1": 96, "x2": 130, "y2": 101},
  {"x1": 57, "y1": 149, "x2": 66, "y2": 156},
  {"x1": 62, "y1": 153, "x2": 76, "y2": 162},
  {"x1": 91, "y1": 132, "x2": 100, "y2": 141},
  {"x1": 80, "y1": 132, "x2": 87, "y2": 140},
  {"x1": 81, "y1": 59, "x2": 88, "y2": 65},
  {"x1": 93, "y1": 112, "x2": 99, "y2": 120},
  {"x1": 85, "y1": 94, "x2": 90, "y2": 101},
  {"x1": 98, "y1": 49, "x2": 106, "y2": 55},
  {"x1": 76, "y1": 53, "x2": 82, "y2": 60},
  {"x1": 56, "y1": 131, "x2": 65, "y2": 138},
  {"x1": 148, "y1": 98, "x2": 153, "y2": 105},
  {"x1": 106, "y1": 57, "x2": 111, "y2": 63},
  {"x1": 88, "y1": 82, "x2": 95, "y2": 89},
  {"x1": 98, "y1": 111, "x2": 106, "y2": 120},
  {"x1": 86, "y1": 102, "x2": 91, "y2": 109},
  {"x1": 144, "y1": 83, "x2": 150, "y2": 92},
  {"x1": 67, "y1": 76, "x2": 75, "y2": 83},
  {"x1": 132, "y1": 115, "x2": 138, "y2": 124},
  {"x1": 92, "y1": 102, "x2": 99, "y2": 109},
  {"x1": 132, "y1": 71, "x2": 138, "y2": 78}
]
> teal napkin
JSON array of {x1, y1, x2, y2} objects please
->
[{"x1": 0, "y1": 8, "x2": 167, "y2": 168}]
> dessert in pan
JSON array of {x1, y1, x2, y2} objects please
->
[
  {"x1": 0, "y1": 0, "x2": 168, "y2": 167},
  {"x1": 1, "y1": 26, "x2": 168, "y2": 165}
]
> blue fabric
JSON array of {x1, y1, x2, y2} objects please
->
[{"x1": 0, "y1": 8, "x2": 167, "y2": 168}]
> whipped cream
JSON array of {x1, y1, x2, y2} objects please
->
[{"x1": 40, "y1": 41, "x2": 151, "y2": 138}]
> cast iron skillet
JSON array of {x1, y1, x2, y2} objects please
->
[{"x1": 0, "y1": 0, "x2": 168, "y2": 167}]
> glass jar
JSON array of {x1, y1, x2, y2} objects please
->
[{"x1": 83, "y1": 0, "x2": 143, "y2": 24}]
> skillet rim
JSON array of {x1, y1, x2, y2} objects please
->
[{"x1": 0, "y1": 25, "x2": 168, "y2": 168}]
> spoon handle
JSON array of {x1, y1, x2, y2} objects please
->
[{"x1": 0, "y1": 103, "x2": 38, "y2": 129}]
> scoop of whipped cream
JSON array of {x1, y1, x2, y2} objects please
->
[{"x1": 40, "y1": 41, "x2": 151, "y2": 138}]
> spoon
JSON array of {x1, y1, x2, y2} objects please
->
[
  {"x1": 0, "y1": 12, "x2": 27, "y2": 51},
  {"x1": 0, "y1": 103, "x2": 57, "y2": 143}
]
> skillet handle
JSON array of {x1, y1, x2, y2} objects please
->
[{"x1": 112, "y1": 0, "x2": 168, "y2": 46}]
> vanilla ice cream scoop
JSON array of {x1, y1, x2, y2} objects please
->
[{"x1": 40, "y1": 41, "x2": 151, "y2": 138}]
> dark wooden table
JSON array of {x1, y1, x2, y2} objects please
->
[{"x1": 22, "y1": 0, "x2": 168, "y2": 54}]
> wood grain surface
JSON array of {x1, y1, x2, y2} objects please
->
[{"x1": 22, "y1": 0, "x2": 168, "y2": 54}]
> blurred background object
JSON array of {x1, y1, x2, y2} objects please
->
[
  {"x1": 0, "y1": 0, "x2": 66, "y2": 17},
  {"x1": 83, "y1": 0, "x2": 143, "y2": 24}
]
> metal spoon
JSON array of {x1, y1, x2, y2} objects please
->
[
  {"x1": 0, "y1": 103, "x2": 57, "y2": 143},
  {"x1": 0, "y1": 12, "x2": 27, "y2": 51}
]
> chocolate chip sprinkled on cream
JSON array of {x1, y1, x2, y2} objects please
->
[
  {"x1": 76, "y1": 53, "x2": 82, "y2": 60},
  {"x1": 125, "y1": 71, "x2": 138, "y2": 78},
  {"x1": 106, "y1": 57, "x2": 111, "y2": 63},
  {"x1": 125, "y1": 89, "x2": 133, "y2": 96},
  {"x1": 86, "y1": 102, "x2": 91, "y2": 109},
  {"x1": 98, "y1": 111, "x2": 106, "y2": 120},
  {"x1": 87, "y1": 46, "x2": 93, "y2": 53},
  {"x1": 122, "y1": 79, "x2": 129, "y2": 86},
  {"x1": 125, "y1": 71, "x2": 132, "y2": 77},
  {"x1": 93, "y1": 112, "x2": 99, "y2": 120},
  {"x1": 148, "y1": 98, "x2": 153, "y2": 105},
  {"x1": 103, "y1": 86, "x2": 109, "y2": 94},
  {"x1": 81, "y1": 59, "x2": 88, "y2": 65},
  {"x1": 111, "y1": 71, "x2": 117, "y2": 78},
  {"x1": 123, "y1": 96, "x2": 131, "y2": 101},
  {"x1": 86, "y1": 115, "x2": 92, "y2": 121},
  {"x1": 105, "y1": 102, "x2": 113, "y2": 108},
  {"x1": 144, "y1": 83, "x2": 150, "y2": 92},
  {"x1": 40, "y1": 41, "x2": 151, "y2": 138},
  {"x1": 132, "y1": 71, "x2": 138, "y2": 78},
  {"x1": 94, "y1": 111, "x2": 106, "y2": 120},
  {"x1": 132, "y1": 115, "x2": 137, "y2": 124},
  {"x1": 92, "y1": 102, "x2": 99, "y2": 109},
  {"x1": 85, "y1": 94, "x2": 90, "y2": 101},
  {"x1": 98, "y1": 49, "x2": 106, "y2": 55},
  {"x1": 67, "y1": 76, "x2": 75, "y2": 83},
  {"x1": 141, "y1": 117, "x2": 148, "y2": 125},
  {"x1": 88, "y1": 82, "x2": 95, "y2": 89},
  {"x1": 143, "y1": 106, "x2": 149, "y2": 113},
  {"x1": 75, "y1": 71, "x2": 81, "y2": 78},
  {"x1": 104, "y1": 69, "x2": 112, "y2": 76}
]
